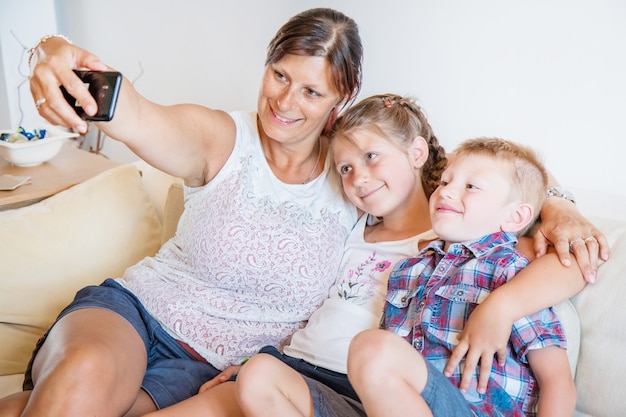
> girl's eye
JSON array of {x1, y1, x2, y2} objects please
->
[
  {"x1": 338, "y1": 165, "x2": 352, "y2": 175},
  {"x1": 366, "y1": 152, "x2": 378, "y2": 161},
  {"x1": 440, "y1": 180, "x2": 449, "y2": 186},
  {"x1": 466, "y1": 183, "x2": 479, "y2": 190}
]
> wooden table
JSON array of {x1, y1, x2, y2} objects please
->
[{"x1": 0, "y1": 143, "x2": 120, "y2": 210}]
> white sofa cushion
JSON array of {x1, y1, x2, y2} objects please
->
[
  {"x1": 0, "y1": 164, "x2": 162, "y2": 377},
  {"x1": 572, "y1": 216, "x2": 626, "y2": 417}
]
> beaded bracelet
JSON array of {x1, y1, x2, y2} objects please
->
[{"x1": 27, "y1": 34, "x2": 73, "y2": 68}]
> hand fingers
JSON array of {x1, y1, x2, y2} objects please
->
[
  {"x1": 596, "y1": 231, "x2": 611, "y2": 261},
  {"x1": 552, "y1": 235, "x2": 573, "y2": 267},
  {"x1": 458, "y1": 349, "x2": 481, "y2": 393},
  {"x1": 29, "y1": 43, "x2": 108, "y2": 133},
  {"x1": 445, "y1": 341, "x2": 469, "y2": 377},
  {"x1": 569, "y1": 237, "x2": 598, "y2": 283},
  {"x1": 532, "y1": 231, "x2": 550, "y2": 259},
  {"x1": 496, "y1": 347, "x2": 507, "y2": 366},
  {"x1": 31, "y1": 64, "x2": 90, "y2": 133},
  {"x1": 476, "y1": 354, "x2": 494, "y2": 394},
  {"x1": 569, "y1": 238, "x2": 593, "y2": 282},
  {"x1": 198, "y1": 371, "x2": 232, "y2": 393}
]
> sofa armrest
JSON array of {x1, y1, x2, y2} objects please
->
[{"x1": 132, "y1": 160, "x2": 183, "y2": 225}]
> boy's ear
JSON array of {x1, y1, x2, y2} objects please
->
[
  {"x1": 501, "y1": 203, "x2": 534, "y2": 233},
  {"x1": 410, "y1": 136, "x2": 429, "y2": 169}
]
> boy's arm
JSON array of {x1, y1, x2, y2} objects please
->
[
  {"x1": 527, "y1": 346, "x2": 577, "y2": 417},
  {"x1": 445, "y1": 240, "x2": 585, "y2": 392}
]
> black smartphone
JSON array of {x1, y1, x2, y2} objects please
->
[{"x1": 61, "y1": 70, "x2": 122, "y2": 121}]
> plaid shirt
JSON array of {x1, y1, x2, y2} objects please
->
[{"x1": 383, "y1": 231, "x2": 566, "y2": 417}]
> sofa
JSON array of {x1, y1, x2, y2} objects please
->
[{"x1": 1, "y1": 161, "x2": 625, "y2": 416}]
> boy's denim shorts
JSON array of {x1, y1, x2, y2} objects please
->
[
  {"x1": 23, "y1": 278, "x2": 221, "y2": 409},
  {"x1": 420, "y1": 358, "x2": 473, "y2": 417}
]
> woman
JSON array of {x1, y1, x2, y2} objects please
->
[{"x1": 1, "y1": 7, "x2": 607, "y2": 417}]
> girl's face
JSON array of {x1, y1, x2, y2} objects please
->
[
  {"x1": 333, "y1": 128, "x2": 422, "y2": 219},
  {"x1": 258, "y1": 53, "x2": 342, "y2": 146},
  {"x1": 429, "y1": 154, "x2": 518, "y2": 243}
]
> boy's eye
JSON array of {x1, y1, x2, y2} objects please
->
[
  {"x1": 466, "y1": 183, "x2": 479, "y2": 190},
  {"x1": 274, "y1": 70, "x2": 286, "y2": 81},
  {"x1": 366, "y1": 152, "x2": 378, "y2": 161}
]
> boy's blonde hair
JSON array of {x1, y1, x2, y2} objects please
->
[
  {"x1": 453, "y1": 137, "x2": 548, "y2": 233},
  {"x1": 329, "y1": 94, "x2": 448, "y2": 198}
]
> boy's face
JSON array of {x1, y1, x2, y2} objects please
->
[
  {"x1": 429, "y1": 153, "x2": 518, "y2": 243},
  {"x1": 332, "y1": 128, "x2": 420, "y2": 218}
]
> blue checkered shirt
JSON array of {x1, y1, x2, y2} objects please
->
[{"x1": 383, "y1": 231, "x2": 567, "y2": 416}]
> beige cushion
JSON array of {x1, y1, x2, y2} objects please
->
[
  {"x1": 553, "y1": 299, "x2": 581, "y2": 379},
  {"x1": 161, "y1": 182, "x2": 184, "y2": 244},
  {"x1": 0, "y1": 164, "x2": 162, "y2": 376},
  {"x1": 571, "y1": 216, "x2": 626, "y2": 417}
]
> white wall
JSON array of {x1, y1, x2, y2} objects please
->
[
  {"x1": 1, "y1": 0, "x2": 624, "y2": 220},
  {"x1": 0, "y1": 0, "x2": 57, "y2": 129}
]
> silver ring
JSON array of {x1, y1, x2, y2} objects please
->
[
  {"x1": 35, "y1": 97, "x2": 47, "y2": 109},
  {"x1": 569, "y1": 238, "x2": 584, "y2": 249},
  {"x1": 584, "y1": 237, "x2": 597, "y2": 244}
]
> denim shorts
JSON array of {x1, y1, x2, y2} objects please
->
[
  {"x1": 263, "y1": 346, "x2": 472, "y2": 417},
  {"x1": 258, "y1": 346, "x2": 364, "y2": 417},
  {"x1": 303, "y1": 375, "x2": 366, "y2": 417},
  {"x1": 23, "y1": 278, "x2": 221, "y2": 409},
  {"x1": 258, "y1": 345, "x2": 359, "y2": 401},
  {"x1": 421, "y1": 358, "x2": 473, "y2": 417}
]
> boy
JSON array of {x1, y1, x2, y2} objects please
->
[{"x1": 347, "y1": 137, "x2": 576, "y2": 417}]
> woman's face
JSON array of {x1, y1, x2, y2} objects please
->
[{"x1": 258, "y1": 53, "x2": 342, "y2": 146}]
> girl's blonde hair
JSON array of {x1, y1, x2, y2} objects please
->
[{"x1": 329, "y1": 94, "x2": 447, "y2": 198}]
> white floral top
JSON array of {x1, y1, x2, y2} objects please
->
[{"x1": 283, "y1": 214, "x2": 436, "y2": 373}]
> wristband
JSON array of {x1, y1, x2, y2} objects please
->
[{"x1": 27, "y1": 34, "x2": 73, "y2": 68}]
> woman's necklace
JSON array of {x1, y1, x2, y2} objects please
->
[{"x1": 303, "y1": 137, "x2": 322, "y2": 184}]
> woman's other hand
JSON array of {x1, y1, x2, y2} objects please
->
[
  {"x1": 29, "y1": 36, "x2": 109, "y2": 134},
  {"x1": 198, "y1": 365, "x2": 242, "y2": 393},
  {"x1": 534, "y1": 197, "x2": 610, "y2": 283}
]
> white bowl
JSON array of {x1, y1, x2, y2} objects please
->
[{"x1": 0, "y1": 127, "x2": 79, "y2": 167}]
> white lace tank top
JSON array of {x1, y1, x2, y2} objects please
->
[
  {"x1": 119, "y1": 111, "x2": 357, "y2": 369},
  {"x1": 283, "y1": 215, "x2": 436, "y2": 373}
]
